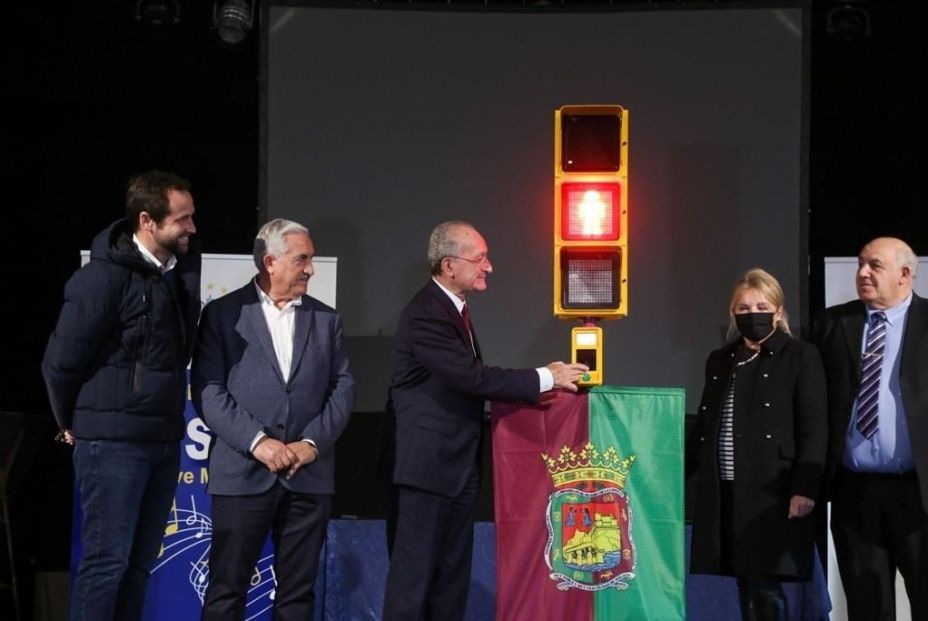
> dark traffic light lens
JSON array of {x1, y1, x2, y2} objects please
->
[{"x1": 561, "y1": 113, "x2": 622, "y2": 172}]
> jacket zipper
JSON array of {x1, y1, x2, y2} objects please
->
[{"x1": 133, "y1": 295, "x2": 151, "y2": 393}]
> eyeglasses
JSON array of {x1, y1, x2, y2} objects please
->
[{"x1": 447, "y1": 254, "x2": 491, "y2": 267}]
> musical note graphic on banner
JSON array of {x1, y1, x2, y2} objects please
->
[
  {"x1": 152, "y1": 494, "x2": 212, "y2": 575},
  {"x1": 165, "y1": 501, "x2": 180, "y2": 535},
  {"x1": 186, "y1": 496, "x2": 207, "y2": 539},
  {"x1": 158, "y1": 501, "x2": 182, "y2": 559},
  {"x1": 151, "y1": 493, "x2": 279, "y2": 620},
  {"x1": 245, "y1": 558, "x2": 277, "y2": 620},
  {"x1": 190, "y1": 557, "x2": 210, "y2": 601}
]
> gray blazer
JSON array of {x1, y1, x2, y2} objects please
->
[{"x1": 192, "y1": 282, "x2": 355, "y2": 496}]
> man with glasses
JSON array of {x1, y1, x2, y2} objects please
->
[{"x1": 382, "y1": 220, "x2": 588, "y2": 621}]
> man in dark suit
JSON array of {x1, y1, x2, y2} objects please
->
[
  {"x1": 192, "y1": 218, "x2": 355, "y2": 620},
  {"x1": 816, "y1": 236, "x2": 928, "y2": 620},
  {"x1": 381, "y1": 220, "x2": 588, "y2": 621}
]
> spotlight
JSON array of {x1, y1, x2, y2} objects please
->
[
  {"x1": 135, "y1": 0, "x2": 180, "y2": 27},
  {"x1": 827, "y1": 4, "x2": 871, "y2": 42},
  {"x1": 214, "y1": 0, "x2": 255, "y2": 45}
]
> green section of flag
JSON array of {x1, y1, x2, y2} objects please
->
[{"x1": 590, "y1": 386, "x2": 686, "y2": 621}]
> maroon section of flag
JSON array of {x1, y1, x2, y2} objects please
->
[{"x1": 492, "y1": 390, "x2": 592, "y2": 621}]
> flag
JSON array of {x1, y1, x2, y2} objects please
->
[{"x1": 492, "y1": 386, "x2": 685, "y2": 621}]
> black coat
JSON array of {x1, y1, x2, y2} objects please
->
[
  {"x1": 390, "y1": 280, "x2": 540, "y2": 497},
  {"x1": 689, "y1": 329, "x2": 827, "y2": 578},
  {"x1": 815, "y1": 294, "x2": 928, "y2": 513},
  {"x1": 42, "y1": 219, "x2": 201, "y2": 441}
]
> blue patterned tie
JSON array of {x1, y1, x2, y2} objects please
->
[{"x1": 856, "y1": 311, "x2": 887, "y2": 439}]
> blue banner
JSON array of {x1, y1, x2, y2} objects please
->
[{"x1": 69, "y1": 397, "x2": 309, "y2": 621}]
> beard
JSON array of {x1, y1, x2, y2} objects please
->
[{"x1": 156, "y1": 231, "x2": 190, "y2": 256}]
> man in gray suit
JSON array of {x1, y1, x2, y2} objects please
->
[{"x1": 192, "y1": 218, "x2": 355, "y2": 620}]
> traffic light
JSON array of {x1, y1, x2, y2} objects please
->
[{"x1": 553, "y1": 105, "x2": 628, "y2": 319}]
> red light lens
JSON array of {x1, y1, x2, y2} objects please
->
[{"x1": 561, "y1": 183, "x2": 620, "y2": 240}]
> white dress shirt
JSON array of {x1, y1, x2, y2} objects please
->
[
  {"x1": 249, "y1": 280, "x2": 316, "y2": 453},
  {"x1": 132, "y1": 234, "x2": 177, "y2": 272},
  {"x1": 843, "y1": 293, "x2": 914, "y2": 473},
  {"x1": 255, "y1": 281, "x2": 300, "y2": 380}
]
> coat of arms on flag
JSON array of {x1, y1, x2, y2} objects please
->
[{"x1": 542, "y1": 442, "x2": 637, "y2": 592}]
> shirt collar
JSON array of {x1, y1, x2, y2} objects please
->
[
  {"x1": 867, "y1": 292, "x2": 912, "y2": 326},
  {"x1": 132, "y1": 233, "x2": 177, "y2": 273},
  {"x1": 433, "y1": 277, "x2": 466, "y2": 313},
  {"x1": 254, "y1": 278, "x2": 303, "y2": 309}
]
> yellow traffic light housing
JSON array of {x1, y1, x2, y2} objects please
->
[
  {"x1": 554, "y1": 105, "x2": 628, "y2": 387},
  {"x1": 571, "y1": 325, "x2": 603, "y2": 387},
  {"x1": 553, "y1": 105, "x2": 628, "y2": 319}
]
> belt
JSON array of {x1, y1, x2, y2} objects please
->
[{"x1": 837, "y1": 465, "x2": 917, "y2": 481}]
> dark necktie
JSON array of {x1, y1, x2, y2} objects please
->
[
  {"x1": 856, "y1": 311, "x2": 887, "y2": 439},
  {"x1": 461, "y1": 304, "x2": 476, "y2": 357}
]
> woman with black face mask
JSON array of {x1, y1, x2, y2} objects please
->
[{"x1": 688, "y1": 268, "x2": 828, "y2": 621}]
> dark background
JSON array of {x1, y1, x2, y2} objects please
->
[
  {"x1": 4, "y1": 0, "x2": 927, "y2": 617},
  {"x1": 265, "y1": 5, "x2": 806, "y2": 416}
]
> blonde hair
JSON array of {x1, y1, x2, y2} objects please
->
[{"x1": 726, "y1": 268, "x2": 791, "y2": 339}]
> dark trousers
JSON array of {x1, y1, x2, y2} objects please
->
[
  {"x1": 382, "y1": 469, "x2": 479, "y2": 621},
  {"x1": 831, "y1": 467, "x2": 928, "y2": 621},
  {"x1": 719, "y1": 482, "x2": 788, "y2": 621},
  {"x1": 201, "y1": 484, "x2": 331, "y2": 621},
  {"x1": 736, "y1": 576, "x2": 787, "y2": 621},
  {"x1": 70, "y1": 439, "x2": 179, "y2": 621}
]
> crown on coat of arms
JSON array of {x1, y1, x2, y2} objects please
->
[{"x1": 542, "y1": 442, "x2": 636, "y2": 489}]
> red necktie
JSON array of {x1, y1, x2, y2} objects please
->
[
  {"x1": 461, "y1": 304, "x2": 472, "y2": 333},
  {"x1": 461, "y1": 305, "x2": 476, "y2": 357}
]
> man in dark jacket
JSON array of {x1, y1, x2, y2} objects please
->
[
  {"x1": 382, "y1": 221, "x2": 587, "y2": 621},
  {"x1": 42, "y1": 170, "x2": 200, "y2": 621},
  {"x1": 816, "y1": 237, "x2": 928, "y2": 620}
]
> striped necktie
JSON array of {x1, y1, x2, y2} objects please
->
[{"x1": 856, "y1": 311, "x2": 887, "y2": 439}]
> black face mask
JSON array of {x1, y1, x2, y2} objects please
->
[{"x1": 735, "y1": 312, "x2": 776, "y2": 342}]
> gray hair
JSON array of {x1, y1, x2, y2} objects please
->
[
  {"x1": 253, "y1": 218, "x2": 309, "y2": 271},
  {"x1": 427, "y1": 220, "x2": 473, "y2": 275},
  {"x1": 897, "y1": 244, "x2": 919, "y2": 278}
]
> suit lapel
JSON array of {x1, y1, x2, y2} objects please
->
[
  {"x1": 427, "y1": 281, "x2": 475, "y2": 357},
  {"x1": 840, "y1": 309, "x2": 866, "y2": 386},
  {"x1": 471, "y1": 326, "x2": 483, "y2": 361},
  {"x1": 243, "y1": 287, "x2": 287, "y2": 385},
  {"x1": 901, "y1": 294, "x2": 928, "y2": 373},
  {"x1": 289, "y1": 299, "x2": 313, "y2": 383}
]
